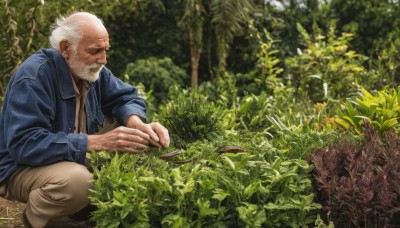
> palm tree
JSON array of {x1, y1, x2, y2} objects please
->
[
  {"x1": 180, "y1": 0, "x2": 205, "y2": 88},
  {"x1": 211, "y1": 0, "x2": 254, "y2": 76},
  {"x1": 180, "y1": 0, "x2": 255, "y2": 88}
]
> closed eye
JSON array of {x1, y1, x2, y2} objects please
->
[{"x1": 88, "y1": 46, "x2": 110, "y2": 55}]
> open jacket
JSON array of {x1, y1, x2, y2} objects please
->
[{"x1": 0, "y1": 48, "x2": 147, "y2": 183}]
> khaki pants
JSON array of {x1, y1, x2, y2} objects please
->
[
  {"x1": 0, "y1": 162, "x2": 93, "y2": 227},
  {"x1": 0, "y1": 116, "x2": 118, "y2": 228}
]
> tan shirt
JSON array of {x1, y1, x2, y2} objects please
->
[{"x1": 71, "y1": 78, "x2": 90, "y2": 134}]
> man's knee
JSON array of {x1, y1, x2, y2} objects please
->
[
  {"x1": 62, "y1": 163, "x2": 94, "y2": 198},
  {"x1": 38, "y1": 162, "x2": 93, "y2": 206}
]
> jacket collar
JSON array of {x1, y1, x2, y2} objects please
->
[{"x1": 51, "y1": 49, "x2": 75, "y2": 99}]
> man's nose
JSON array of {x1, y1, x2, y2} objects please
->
[{"x1": 97, "y1": 51, "x2": 107, "y2": 65}]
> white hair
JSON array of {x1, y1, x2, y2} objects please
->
[{"x1": 49, "y1": 11, "x2": 105, "y2": 51}]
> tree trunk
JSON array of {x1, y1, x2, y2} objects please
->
[{"x1": 191, "y1": 46, "x2": 200, "y2": 88}]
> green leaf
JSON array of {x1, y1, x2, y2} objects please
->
[
  {"x1": 306, "y1": 74, "x2": 322, "y2": 79},
  {"x1": 221, "y1": 156, "x2": 236, "y2": 171},
  {"x1": 212, "y1": 188, "x2": 230, "y2": 202},
  {"x1": 380, "y1": 118, "x2": 398, "y2": 132},
  {"x1": 243, "y1": 181, "x2": 261, "y2": 199},
  {"x1": 334, "y1": 117, "x2": 350, "y2": 129}
]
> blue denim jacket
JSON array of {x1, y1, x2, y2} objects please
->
[{"x1": 0, "y1": 48, "x2": 147, "y2": 183}]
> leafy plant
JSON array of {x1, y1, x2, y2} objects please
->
[
  {"x1": 335, "y1": 87, "x2": 400, "y2": 136},
  {"x1": 311, "y1": 122, "x2": 400, "y2": 227},
  {"x1": 249, "y1": 94, "x2": 339, "y2": 157},
  {"x1": 372, "y1": 37, "x2": 400, "y2": 88},
  {"x1": 234, "y1": 92, "x2": 273, "y2": 132},
  {"x1": 330, "y1": 0, "x2": 400, "y2": 58},
  {"x1": 0, "y1": 0, "x2": 46, "y2": 101},
  {"x1": 285, "y1": 21, "x2": 376, "y2": 102},
  {"x1": 123, "y1": 57, "x2": 189, "y2": 106},
  {"x1": 158, "y1": 89, "x2": 224, "y2": 148},
  {"x1": 89, "y1": 134, "x2": 321, "y2": 227},
  {"x1": 234, "y1": 28, "x2": 285, "y2": 97}
]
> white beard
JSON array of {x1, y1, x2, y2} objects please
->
[{"x1": 67, "y1": 54, "x2": 104, "y2": 82}]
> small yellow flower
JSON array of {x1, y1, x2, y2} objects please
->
[{"x1": 313, "y1": 102, "x2": 327, "y2": 112}]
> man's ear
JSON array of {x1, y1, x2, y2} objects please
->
[{"x1": 60, "y1": 40, "x2": 71, "y2": 59}]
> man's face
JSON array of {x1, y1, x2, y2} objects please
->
[{"x1": 67, "y1": 25, "x2": 110, "y2": 82}]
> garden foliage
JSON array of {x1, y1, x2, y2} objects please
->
[
  {"x1": 285, "y1": 22, "x2": 375, "y2": 102},
  {"x1": 312, "y1": 122, "x2": 400, "y2": 227},
  {"x1": 234, "y1": 29, "x2": 284, "y2": 97},
  {"x1": 329, "y1": 0, "x2": 400, "y2": 59},
  {"x1": 123, "y1": 57, "x2": 189, "y2": 106},
  {"x1": 233, "y1": 92, "x2": 273, "y2": 132},
  {"x1": 89, "y1": 135, "x2": 321, "y2": 228},
  {"x1": 158, "y1": 89, "x2": 224, "y2": 148},
  {"x1": 335, "y1": 87, "x2": 400, "y2": 136},
  {"x1": 3, "y1": 1, "x2": 400, "y2": 227}
]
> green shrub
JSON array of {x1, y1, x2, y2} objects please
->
[
  {"x1": 123, "y1": 57, "x2": 189, "y2": 105},
  {"x1": 234, "y1": 29, "x2": 284, "y2": 97},
  {"x1": 257, "y1": 98, "x2": 340, "y2": 160},
  {"x1": 158, "y1": 89, "x2": 224, "y2": 148},
  {"x1": 89, "y1": 134, "x2": 321, "y2": 227},
  {"x1": 335, "y1": 87, "x2": 400, "y2": 136},
  {"x1": 285, "y1": 22, "x2": 377, "y2": 102},
  {"x1": 233, "y1": 92, "x2": 273, "y2": 132},
  {"x1": 372, "y1": 37, "x2": 400, "y2": 88}
]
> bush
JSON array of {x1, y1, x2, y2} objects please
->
[
  {"x1": 123, "y1": 57, "x2": 189, "y2": 106},
  {"x1": 285, "y1": 22, "x2": 377, "y2": 102},
  {"x1": 158, "y1": 89, "x2": 224, "y2": 148},
  {"x1": 311, "y1": 122, "x2": 400, "y2": 227},
  {"x1": 89, "y1": 134, "x2": 322, "y2": 227},
  {"x1": 335, "y1": 87, "x2": 400, "y2": 136}
]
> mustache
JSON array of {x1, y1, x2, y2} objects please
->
[{"x1": 88, "y1": 64, "x2": 104, "y2": 71}]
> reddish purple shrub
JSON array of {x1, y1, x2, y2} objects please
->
[{"x1": 312, "y1": 122, "x2": 400, "y2": 227}]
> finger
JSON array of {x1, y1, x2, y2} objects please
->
[
  {"x1": 163, "y1": 136, "x2": 170, "y2": 148},
  {"x1": 140, "y1": 124, "x2": 160, "y2": 142},
  {"x1": 123, "y1": 127, "x2": 151, "y2": 140},
  {"x1": 158, "y1": 132, "x2": 169, "y2": 148},
  {"x1": 124, "y1": 134, "x2": 150, "y2": 146},
  {"x1": 115, "y1": 127, "x2": 151, "y2": 146},
  {"x1": 160, "y1": 129, "x2": 170, "y2": 148},
  {"x1": 117, "y1": 139, "x2": 149, "y2": 150},
  {"x1": 151, "y1": 123, "x2": 170, "y2": 148},
  {"x1": 148, "y1": 138, "x2": 162, "y2": 148}
]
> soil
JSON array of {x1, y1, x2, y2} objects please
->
[{"x1": 0, "y1": 198, "x2": 25, "y2": 227}]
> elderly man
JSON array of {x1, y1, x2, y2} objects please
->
[{"x1": 0, "y1": 11, "x2": 169, "y2": 227}]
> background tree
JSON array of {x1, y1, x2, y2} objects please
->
[
  {"x1": 0, "y1": 0, "x2": 45, "y2": 100},
  {"x1": 180, "y1": 0, "x2": 205, "y2": 88},
  {"x1": 210, "y1": 0, "x2": 255, "y2": 75},
  {"x1": 329, "y1": 0, "x2": 400, "y2": 57},
  {"x1": 2, "y1": 0, "x2": 400, "y2": 100},
  {"x1": 179, "y1": 0, "x2": 258, "y2": 88}
]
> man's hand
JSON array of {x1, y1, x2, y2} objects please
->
[
  {"x1": 87, "y1": 126, "x2": 150, "y2": 153},
  {"x1": 126, "y1": 115, "x2": 170, "y2": 148}
]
